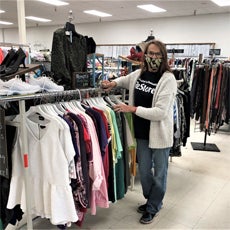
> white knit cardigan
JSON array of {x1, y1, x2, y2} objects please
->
[{"x1": 114, "y1": 69, "x2": 177, "y2": 149}]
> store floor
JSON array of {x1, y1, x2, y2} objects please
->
[{"x1": 18, "y1": 121, "x2": 230, "y2": 230}]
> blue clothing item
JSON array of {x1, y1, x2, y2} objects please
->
[
  {"x1": 85, "y1": 107, "x2": 108, "y2": 157},
  {"x1": 136, "y1": 138, "x2": 170, "y2": 215}
]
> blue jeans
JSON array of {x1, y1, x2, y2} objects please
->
[{"x1": 136, "y1": 139, "x2": 170, "y2": 214}]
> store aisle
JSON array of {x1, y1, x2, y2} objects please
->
[{"x1": 18, "y1": 121, "x2": 230, "y2": 229}]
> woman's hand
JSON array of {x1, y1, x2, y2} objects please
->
[
  {"x1": 113, "y1": 103, "x2": 137, "y2": 113},
  {"x1": 101, "y1": 80, "x2": 116, "y2": 92}
]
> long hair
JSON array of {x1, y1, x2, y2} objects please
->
[{"x1": 141, "y1": 40, "x2": 171, "y2": 76}]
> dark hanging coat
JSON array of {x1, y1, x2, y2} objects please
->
[{"x1": 51, "y1": 28, "x2": 87, "y2": 90}]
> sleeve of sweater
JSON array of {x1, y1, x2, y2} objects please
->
[
  {"x1": 135, "y1": 73, "x2": 177, "y2": 121},
  {"x1": 114, "y1": 69, "x2": 141, "y2": 89}
]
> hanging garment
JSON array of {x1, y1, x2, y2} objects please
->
[
  {"x1": 51, "y1": 28, "x2": 87, "y2": 89},
  {"x1": 61, "y1": 101, "x2": 110, "y2": 215},
  {"x1": 0, "y1": 108, "x2": 9, "y2": 178},
  {"x1": 7, "y1": 106, "x2": 78, "y2": 225}
]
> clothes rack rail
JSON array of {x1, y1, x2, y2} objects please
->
[{"x1": 0, "y1": 42, "x2": 30, "y2": 48}]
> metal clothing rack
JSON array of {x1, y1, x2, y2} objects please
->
[
  {"x1": 176, "y1": 61, "x2": 226, "y2": 155},
  {"x1": 0, "y1": 88, "x2": 102, "y2": 230},
  {"x1": 0, "y1": 42, "x2": 30, "y2": 48},
  {"x1": 191, "y1": 65, "x2": 220, "y2": 152}
]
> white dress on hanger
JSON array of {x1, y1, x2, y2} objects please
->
[{"x1": 7, "y1": 106, "x2": 78, "y2": 225}]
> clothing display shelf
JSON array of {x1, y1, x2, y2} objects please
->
[
  {"x1": 103, "y1": 57, "x2": 126, "y2": 81},
  {"x1": 104, "y1": 56, "x2": 124, "y2": 73},
  {"x1": 87, "y1": 53, "x2": 104, "y2": 87},
  {"x1": 118, "y1": 55, "x2": 142, "y2": 72},
  {"x1": 0, "y1": 88, "x2": 103, "y2": 230}
]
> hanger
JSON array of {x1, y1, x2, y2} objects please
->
[
  {"x1": 64, "y1": 10, "x2": 80, "y2": 38},
  {"x1": 65, "y1": 22, "x2": 76, "y2": 34},
  {"x1": 70, "y1": 100, "x2": 86, "y2": 112},
  {"x1": 84, "y1": 96, "x2": 109, "y2": 111},
  {"x1": 36, "y1": 104, "x2": 67, "y2": 128},
  {"x1": 26, "y1": 106, "x2": 51, "y2": 126},
  {"x1": 144, "y1": 29, "x2": 155, "y2": 42},
  {"x1": 103, "y1": 96, "x2": 116, "y2": 107},
  {"x1": 50, "y1": 103, "x2": 64, "y2": 115},
  {"x1": 62, "y1": 101, "x2": 84, "y2": 116},
  {"x1": 108, "y1": 94, "x2": 125, "y2": 105}
]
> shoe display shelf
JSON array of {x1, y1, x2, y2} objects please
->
[
  {"x1": 118, "y1": 55, "x2": 142, "y2": 65},
  {"x1": 31, "y1": 60, "x2": 51, "y2": 72},
  {"x1": 0, "y1": 43, "x2": 33, "y2": 78},
  {"x1": 1, "y1": 64, "x2": 42, "y2": 81}
]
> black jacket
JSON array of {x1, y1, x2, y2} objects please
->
[{"x1": 51, "y1": 28, "x2": 87, "y2": 89}]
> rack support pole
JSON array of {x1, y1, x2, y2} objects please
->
[
  {"x1": 17, "y1": 0, "x2": 27, "y2": 44},
  {"x1": 19, "y1": 100, "x2": 33, "y2": 230}
]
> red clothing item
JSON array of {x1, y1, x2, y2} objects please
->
[
  {"x1": 205, "y1": 67, "x2": 216, "y2": 129},
  {"x1": 77, "y1": 114, "x2": 92, "y2": 160},
  {"x1": 0, "y1": 48, "x2": 4, "y2": 64},
  {"x1": 93, "y1": 107, "x2": 111, "y2": 140}
]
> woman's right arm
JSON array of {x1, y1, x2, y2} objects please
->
[
  {"x1": 101, "y1": 69, "x2": 141, "y2": 92},
  {"x1": 101, "y1": 80, "x2": 117, "y2": 92}
]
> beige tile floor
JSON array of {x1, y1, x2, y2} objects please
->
[{"x1": 18, "y1": 120, "x2": 230, "y2": 230}]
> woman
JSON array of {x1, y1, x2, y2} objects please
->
[{"x1": 101, "y1": 40, "x2": 177, "y2": 224}]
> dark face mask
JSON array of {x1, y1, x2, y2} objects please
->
[{"x1": 145, "y1": 56, "x2": 162, "y2": 72}]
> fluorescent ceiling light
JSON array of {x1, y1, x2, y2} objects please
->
[
  {"x1": 37, "y1": 0, "x2": 69, "y2": 6},
  {"x1": 0, "y1": 21, "x2": 13, "y2": 25},
  {"x1": 137, "y1": 4, "x2": 166, "y2": 13},
  {"x1": 211, "y1": 0, "x2": 230, "y2": 6},
  {"x1": 84, "y1": 10, "x2": 112, "y2": 17},
  {"x1": 0, "y1": 10, "x2": 5, "y2": 13},
  {"x1": 25, "y1": 16, "x2": 51, "y2": 22}
]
